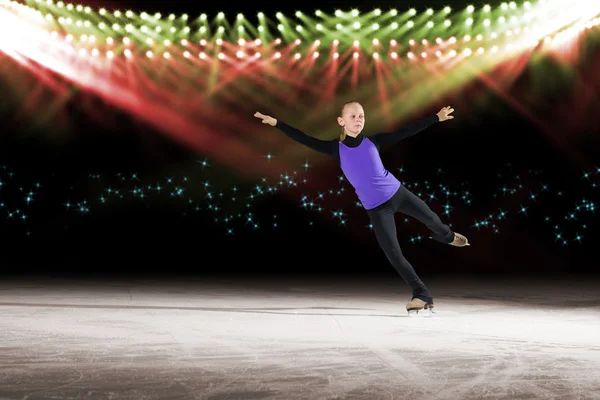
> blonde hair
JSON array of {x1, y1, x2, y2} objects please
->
[{"x1": 339, "y1": 101, "x2": 361, "y2": 142}]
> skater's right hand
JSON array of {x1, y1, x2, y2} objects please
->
[{"x1": 254, "y1": 112, "x2": 277, "y2": 127}]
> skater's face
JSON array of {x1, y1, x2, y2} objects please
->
[{"x1": 338, "y1": 102, "x2": 365, "y2": 137}]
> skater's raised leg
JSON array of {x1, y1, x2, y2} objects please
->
[{"x1": 394, "y1": 185, "x2": 469, "y2": 246}]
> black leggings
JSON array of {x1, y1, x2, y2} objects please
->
[{"x1": 366, "y1": 185, "x2": 454, "y2": 302}]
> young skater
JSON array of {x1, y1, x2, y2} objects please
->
[{"x1": 254, "y1": 102, "x2": 469, "y2": 315}]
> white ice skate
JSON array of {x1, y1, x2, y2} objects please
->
[
  {"x1": 429, "y1": 232, "x2": 470, "y2": 247},
  {"x1": 449, "y1": 232, "x2": 469, "y2": 247},
  {"x1": 406, "y1": 298, "x2": 435, "y2": 317}
]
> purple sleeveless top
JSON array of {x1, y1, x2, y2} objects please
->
[{"x1": 339, "y1": 138, "x2": 400, "y2": 210}]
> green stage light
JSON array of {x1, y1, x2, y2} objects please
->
[{"x1": 15, "y1": 0, "x2": 600, "y2": 69}]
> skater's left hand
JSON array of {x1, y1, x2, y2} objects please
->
[{"x1": 437, "y1": 106, "x2": 454, "y2": 122}]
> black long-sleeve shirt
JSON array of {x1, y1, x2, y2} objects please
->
[{"x1": 274, "y1": 115, "x2": 440, "y2": 158}]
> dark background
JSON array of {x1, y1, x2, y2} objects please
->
[{"x1": 0, "y1": 0, "x2": 598, "y2": 278}]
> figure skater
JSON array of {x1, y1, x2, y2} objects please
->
[{"x1": 254, "y1": 102, "x2": 469, "y2": 315}]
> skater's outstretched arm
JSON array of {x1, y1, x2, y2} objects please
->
[
  {"x1": 254, "y1": 112, "x2": 337, "y2": 156},
  {"x1": 370, "y1": 106, "x2": 454, "y2": 148}
]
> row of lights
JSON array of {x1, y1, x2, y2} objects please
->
[
  {"x1": 53, "y1": 29, "x2": 530, "y2": 50},
  {"x1": 53, "y1": 40, "x2": 543, "y2": 61},
  {"x1": 6, "y1": 0, "x2": 545, "y2": 39},
  {"x1": 26, "y1": 0, "x2": 534, "y2": 21},
  {"x1": 37, "y1": 15, "x2": 532, "y2": 36},
  {"x1": 46, "y1": 19, "x2": 600, "y2": 62}
]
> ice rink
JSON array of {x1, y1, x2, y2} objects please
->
[{"x1": 1, "y1": 275, "x2": 599, "y2": 399}]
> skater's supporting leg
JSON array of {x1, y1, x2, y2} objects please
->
[
  {"x1": 394, "y1": 185, "x2": 455, "y2": 244},
  {"x1": 367, "y1": 203, "x2": 432, "y2": 302}
]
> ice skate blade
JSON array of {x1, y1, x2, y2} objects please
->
[{"x1": 407, "y1": 308, "x2": 435, "y2": 317}]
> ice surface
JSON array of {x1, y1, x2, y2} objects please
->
[{"x1": 0, "y1": 275, "x2": 598, "y2": 399}]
